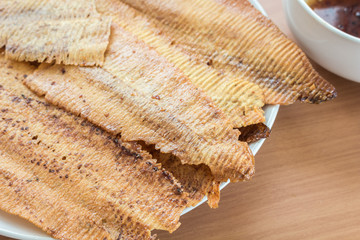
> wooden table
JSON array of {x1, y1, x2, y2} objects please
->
[{"x1": 2, "y1": 0, "x2": 360, "y2": 239}]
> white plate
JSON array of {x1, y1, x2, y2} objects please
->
[{"x1": 0, "y1": 1, "x2": 278, "y2": 239}]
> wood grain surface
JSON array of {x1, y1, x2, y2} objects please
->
[{"x1": 1, "y1": 0, "x2": 360, "y2": 239}]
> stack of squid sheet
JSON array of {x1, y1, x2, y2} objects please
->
[{"x1": 0, "y1": 0, "x2": 336, "y2": 239}]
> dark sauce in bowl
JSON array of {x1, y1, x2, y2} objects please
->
[{"x1": 307, "y1": 0, "x2": 360, "y2": 38}]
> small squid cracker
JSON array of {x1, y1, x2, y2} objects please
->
[{"x1": 0, "y1": 0, "x2": 111, "y2": 66}]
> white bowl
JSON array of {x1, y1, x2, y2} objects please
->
[{"x1": 283, "y1": 0, "x2": 360, "y2": 83}]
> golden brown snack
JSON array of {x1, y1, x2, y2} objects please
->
[
  {"x1": 238, "y1": 123, "x2": 271, "y2": 143},
  {"x1": 113, "y1": 0, "x2": 336, "y2": 104},
  {"x1": 0, "y1": 57, "x2": 189, "y2": 240},
  {"x1": 0, "y1": 52, "x2": 38, "y2": 97},
  {"x1": 25, "y1": 23, "x2": 254, "y2": 182},
  {"x1": 0, "y1": 0, "x2": 111, "y2": 66},
  {"x1": 96, "y1": 0, "x2": 265, "y2": 128},
  {"x1": 142, "y1": 143, "x2": 220, "y2": 208},
  {"x1": 157, "y1": 154, "x2": 221, "y2": 209}
]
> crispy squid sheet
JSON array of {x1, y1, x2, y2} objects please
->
[
  {"x1": 95, "y1": 0, "x2": 265, "y2": 128},
  {"x1": 0, "y1": 56, "x2": 190, "y2": 240},
  {"x1": 141, "y1": 143, "x2": 220, "y2": 208},
  {"x1": 25, "y1": 23, "x2": 254, "y2": 182},
  {"x1": 0, "y1": 0, "x2": 111, "y2": 66},
  {"x1": 0, "y1": 52, "x2": 38, "y2": 97},
  {"x1": 110, "y1": 0, "x2": 336, "y2": 104}
]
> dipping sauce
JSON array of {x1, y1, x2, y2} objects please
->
[{"x1": 307, "y1": 0, "x2": 360, "y2": 38}]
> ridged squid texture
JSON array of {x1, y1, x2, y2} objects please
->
[
  {"x1": 96, "y1": 0, "x2": 266, "y2": 128},
  {"x1": 156, "y1": 153, "x2": 221, "y2": 209},
  {"x1": 0, "y1": 0, "x2": 111, "y2": 66},
  {"x1": 25, "y1": 23, "x2": 255, "y2": 182},
  {"x1": 141, "y1": 143, "x2": 221, "y2": 209},
  {"x1": 0, "y1": 55, "x2": 189, "y2": 240},
  {"x1": 114, "y1": 0, "x2": 336, "y2": 104}
]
